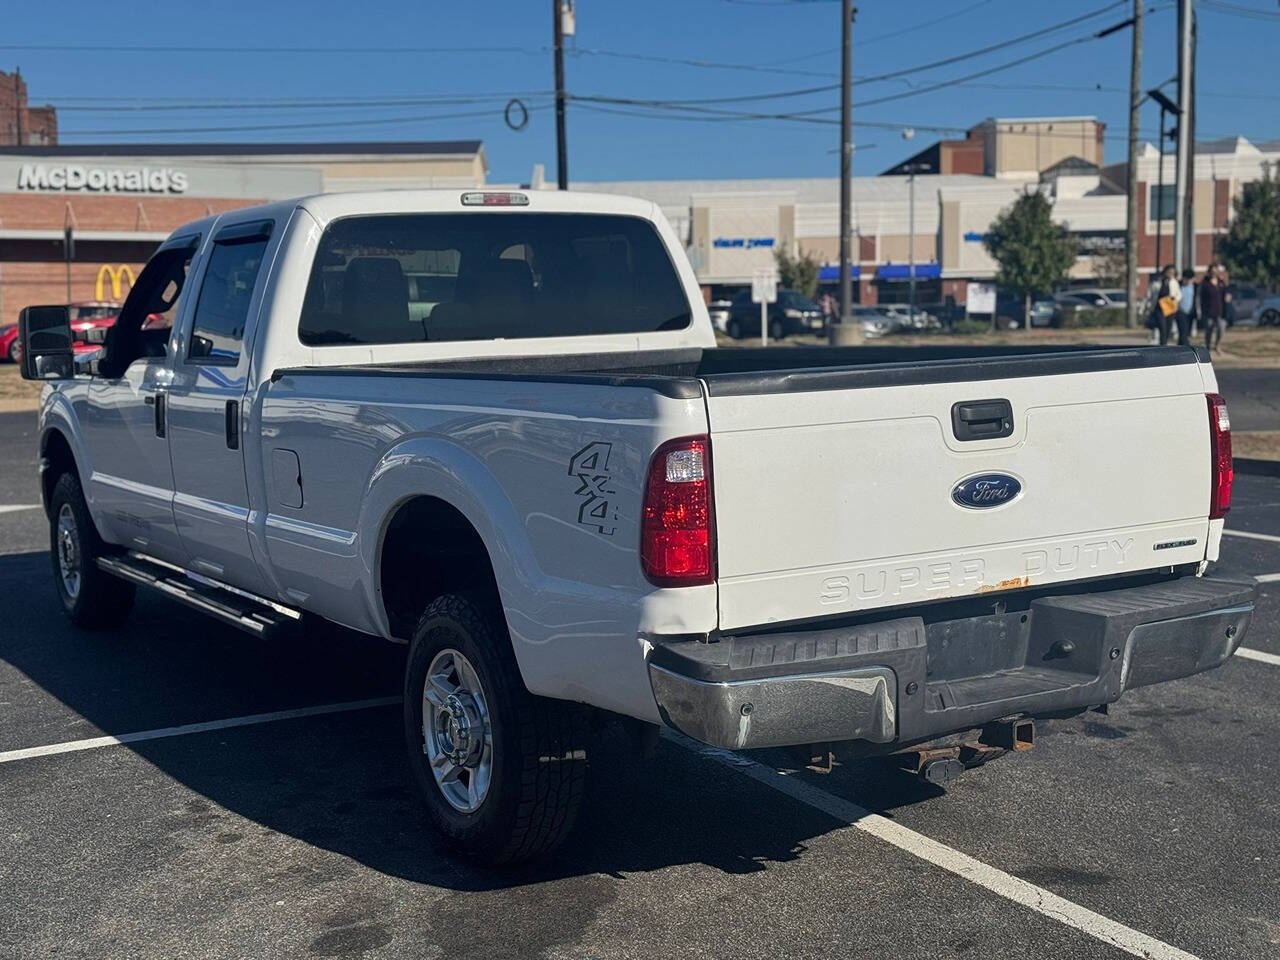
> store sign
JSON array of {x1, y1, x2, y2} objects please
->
[
  {"x1": 16, "y1": 164, "x2": 189, "y2": 194},
  {"x1": 712, "y1": 236, "x2": 775, "y2": 249},
  {"x1": 1074, "y1": 230, "x2": 1124, "y2": 255}
]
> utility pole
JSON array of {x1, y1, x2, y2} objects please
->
[
  {"x1": 1124, "y1": 0, "x2": 1143, "y2": 329},
  {"x1": 552, "y1": 0, "x2": 572, "y2": 190},
  {"x1": 833, "y1": 0, "x2": 856, "y2": 344},
  {"x1": 1173, "y1": 0, "x2": 1192, "y2": 273}
]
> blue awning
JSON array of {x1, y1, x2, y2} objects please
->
[
  {"x1": 876, "y1": 263, "x2": 941, "y2": 280},
  {"x1": 818, "y1": 264, "x2": 860, "y2": 282}
]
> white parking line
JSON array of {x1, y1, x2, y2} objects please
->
[
  {"x1": 1252, "y1": 573, "x2": 1280, "y2": 582},
  {"x1": 0, "y1": 696, "x2": 401, "y2": 766},
  {"x1": 1223, "y1": 528, "x2": 1280, "y2": 544},
  {"x1": 0, "y1": 504, "x2": 40, "y2": 515},
  {"x1": 1237, "y1": 647, "x2": 1280, "y2": 667},
  {"x1": 667, "y1": 731, "x2": 1200, "y2": 960}
]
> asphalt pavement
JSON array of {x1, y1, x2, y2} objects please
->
[{"x1": 1, "y1": 410, "x2": 1279, "y2": 959}]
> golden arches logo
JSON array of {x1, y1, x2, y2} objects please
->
[{"x1": 95, "y1": 264, "x2": 135, "y2": 301}]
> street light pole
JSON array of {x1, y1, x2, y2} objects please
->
[
  {"x1": 901, "y1": 162, "x2": 928, "y2": 328},
  {"x1": 836, "y1": 0, "x2": 856, "y2": 341},
  {"x1": 1173, "y1": 0, "x2": 1192, "y2": 272},
  {"x1": 1124, "y1": 0, "x2": 1143, "y2": 329}
]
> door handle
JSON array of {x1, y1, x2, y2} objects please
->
[
  {"x1": 225, "y1": 400, "x2": 239, "y2": 450},
  {"x1": 951, "y1": 398, "x2": 1013, "y2": 441},
  {"x1": 145, "y1": 392, "x2": 166, "y2": 438}
]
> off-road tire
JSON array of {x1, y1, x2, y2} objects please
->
[
  {"x1": 404, "y1": 593, "x2": 588, "y2": 864},
  {"x1": 48, "y1": 472, "x2": 135, "y2": 629}
]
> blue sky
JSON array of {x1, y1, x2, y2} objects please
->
[{"x1": 4, "y1": 0, "x2": 1275, "y2": 183}]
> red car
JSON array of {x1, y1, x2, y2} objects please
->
[
  {"x1": 0, "y1": 323, "x2": 18, "y2": 363},
  {"x1": 68, "y1": 301, "x2": 123, "y2": 355}
]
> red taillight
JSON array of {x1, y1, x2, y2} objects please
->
[
  {"x1": 641, "y1": 436, "x2": 715, "y2": 587},
  {"x1": 1207, "y1": 393, "x2": 1233, "y2": 519}
]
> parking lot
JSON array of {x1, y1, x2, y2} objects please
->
[{"x1": 1, "y1": 405, "x2": 1278, "y2": 960}]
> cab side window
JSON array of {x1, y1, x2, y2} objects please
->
[{"x1": 188, "y1": 220, "x2": 272, "y2": 365}]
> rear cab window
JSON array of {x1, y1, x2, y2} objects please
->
[{"x1": 298, "y1": 213, "x2": 692, "y2": 346}]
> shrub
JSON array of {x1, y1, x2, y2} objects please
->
[{"x1": 949, "y1": 319, "x2": 991, "y2": 335}]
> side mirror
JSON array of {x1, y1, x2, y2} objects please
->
[{"x1": 19, "y1": 305, "x2": 75, "y2": 380}]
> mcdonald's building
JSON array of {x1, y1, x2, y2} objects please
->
[{"x1": 0, "y1": 140, "x2": 488, "y2": 320}]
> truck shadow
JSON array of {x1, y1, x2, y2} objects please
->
[{"x1": 0, "y1": 549, "x2": 945, "y2": 894}]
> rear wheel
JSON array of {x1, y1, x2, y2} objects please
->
[
  {"x1": 404, "y1": 593, "x2": 588, "y2": 863},
  {"x1": 1262, "y1": 309, "x2": 1279, "y2": 327},
  {"x1": 726, "y1": 318, "x2": 743, "y2": 339},
  {"x1": 48, "y1": 472, "x2": 135, "y2": 629}
]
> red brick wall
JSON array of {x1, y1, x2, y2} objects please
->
[
  {"x1": 0, "y1": 193, "x2": 270, "y2": 320},
  {"x1": 0, "y1": 69, "x2": 57, "y2": 145},
  {"x1": 0, "y1": 193, "x2": 266, "y2": 232}
]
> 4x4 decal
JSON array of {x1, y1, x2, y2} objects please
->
[{"x1": 569, "y1": 442, "x2": 618, "y2": 536}]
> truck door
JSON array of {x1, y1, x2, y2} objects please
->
[
  {"x1": 165, "y1": 217, "x2": 276, "y2": 588},
  {"x1": 80, "y1": 234, "x2": 201, "y2": 564}
]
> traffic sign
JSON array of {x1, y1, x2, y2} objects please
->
[{"x1": 751, "y1": 267, "x2": 778, "y2": 305}]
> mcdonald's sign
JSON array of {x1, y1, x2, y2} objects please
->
[{"x1": 95, "y1": 264, "x2": 136, "y2": 301}]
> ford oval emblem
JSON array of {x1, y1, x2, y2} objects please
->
[{"x1": 952, "y1": 473, "x2": 1022, "y2": 509}]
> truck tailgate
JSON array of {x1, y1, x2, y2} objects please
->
[{"x1": 706, "y1": 351, "x2": 1212, "y2": 630}]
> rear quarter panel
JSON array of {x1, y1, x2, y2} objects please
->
[{"x1": 252, "y1": 373, "x2": 712, "y2": 722}]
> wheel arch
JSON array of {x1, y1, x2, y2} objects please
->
[{"x1": 358, "y1": 436, "x2": 537, "y2": 649}]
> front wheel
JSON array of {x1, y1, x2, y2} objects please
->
[
  {"x1": 404, "y1": 593, "x2": 588, "y2": 864},
  {"x1": 769, "y1": 318, "x2": 785, "y2": 340},
  {"x1": 48, "y1": 472, "x2": 135, "y2": 629},
  {"x1": 726, "y1": 318, "x2": 743, "y2": 339},
  {"x1": 7, "y1": 338, "x2": 18, "y2": 364}
]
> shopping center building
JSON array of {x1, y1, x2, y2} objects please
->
[{"x1": 574, "y1": 118, "x2": 1280, "y2": 305}]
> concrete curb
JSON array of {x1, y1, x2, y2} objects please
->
[{"x1": 1235, "y1": 457, "x2": 1280, "y2": 478}]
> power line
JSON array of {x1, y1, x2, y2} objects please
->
[
  {"x1": 59, "y1": 104, "x2": 545, "y2": 138},
  {"x1": 1199, "y1": 0, "x2": 1280, "y2": 19}
]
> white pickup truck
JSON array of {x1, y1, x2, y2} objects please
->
[{"x1": 19, "y1": 189, "x2": 1254, "y2": 863}]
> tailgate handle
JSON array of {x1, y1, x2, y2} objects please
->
[{"x1": 951, "y1": 399, "x2": 1013, "y2": 441}]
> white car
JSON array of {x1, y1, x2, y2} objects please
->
[{"x1": 18, "y1": 187, "x2": 1255, "y2": 863}]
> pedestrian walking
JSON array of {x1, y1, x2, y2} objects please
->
[
  {"x1": 1200, "y1": 263, "x2": 1227, "y2": 353},
  {"x1": 1176, "y1": 268, "x2": 1196, "y2": 346},
  {"x1": 1153, "y1": 265, "x2": 1180, "y2": 346},
  {"x1": 820, "y1": 292, "x2": 835, "y2": 329}
]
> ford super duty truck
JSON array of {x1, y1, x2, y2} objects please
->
[{"x1": 18, "y1": 189, "x2": 1255, "y2": 863}]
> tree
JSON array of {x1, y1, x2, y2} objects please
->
[
  {"x1": 775, "y1": 245, "x2": 820, "y2": 299},
  {"x1": 983, "y1": 190, "x2": 1076, "y2": 330},
  {"x1": 1218, "y1": 162, "x2": 1280, "y2": 287}
]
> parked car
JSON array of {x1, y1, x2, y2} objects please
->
[
  {"x1": 1255, "y1": 293, "x2": 1280, "y2": 327},
  {"x1": 879, "y1": 303, "x2": 940, "y2": 330},
  {"x1": 850, "y1": 305, "x2": 900, "y2": 338},
  {"x1": 1057, "y1": 288, "x2": 1126, "y2": 308},
  {"x1": 18, "y1": 188, "x2": 1255, "y2": 864},
  {"x1": 707, "y1": 299, "x2": 732, "y2": 333},
  {"x1": 995, "y1": 292, "x2": 1056, "y2": 329},
  {"x1": 0, "y1": 323, "x2": 18, "y2": 362},
  {"x1": 67, "y1": 301, "x2": 123, "y2": 355},
  {"x1": 725, "y1": 288, "x2": 823, "y2": 339},
  {"x1": 1229, "y1": 283, "x2": 1265, "y2": 325}
]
